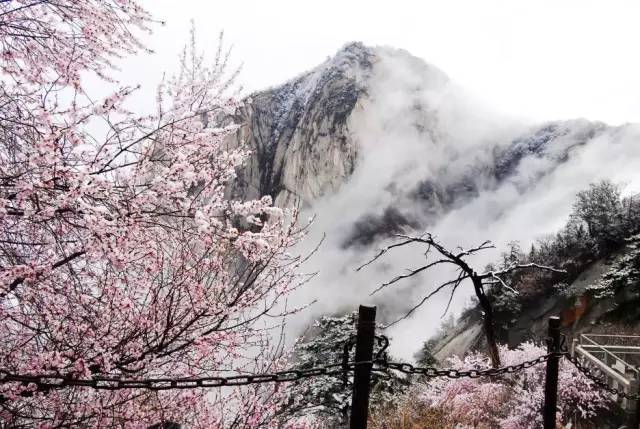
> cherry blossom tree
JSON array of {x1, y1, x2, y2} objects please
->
[
  {"x1": 0, "y1": 2, "x2": 309, "y2": 427},
  {"x1": 412, "y1": 343, "x2": 610, "y2": 429}
]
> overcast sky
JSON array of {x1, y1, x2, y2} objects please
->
[{"x1": 126, "y1": 0, "x2": 640, "y2": 125}]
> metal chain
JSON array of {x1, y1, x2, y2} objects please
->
[
  {"x1": 0, "y1": 363, "x2": 352, "y2": 391},
  {"x1": 369, "y1": 334, "x2": 554, "y2": 378},
  {"x1": 7, "y1": 333, "x2": 634, "y2": 395},
  {"x1": 0, "y1": 355, "x2": 554, "y2": 391},
  {"x1": 372, "y1": 354, "x2": 552, "y2": 378},
  {"x1": 562, "y1": 353, "x2": 640, "y2": 400}
]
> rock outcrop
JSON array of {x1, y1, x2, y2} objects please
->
[{"x1": 227, "y1": 42, "x2": 372, "y2": 207}]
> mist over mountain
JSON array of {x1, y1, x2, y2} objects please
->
[{"x1": 227, "y1": 42, "x2": 640, "y2": 359}]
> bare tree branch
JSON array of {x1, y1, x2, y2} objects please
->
[
  {"x1": 384, "y1": 274, "x2": 470, "y2": 328},
  {"x1": 456, "y1": 240, "x2": 494, "y2": 258},
  {"x1": 356, "y1": 237, "x2": 419, "y2": 272},
  {"x1": 361, "y1": 232, "x2": 567, "y2": 368},
  {"x1": 479, "y1": 262, "x2": 566, "y2": 279},
  {"x1": 484, "y1": 273, "x2": 519, "y2": 295},
  {"x1": 441, "y1": 270, "x2": 467, "y2": 317},
  {"x1": 369, "y1": 258, "x2": 453, "y2": 296}
]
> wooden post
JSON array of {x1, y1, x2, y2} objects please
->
[
  {"x1": 630, "y1": 377, "x2": 640, "y2": 429},
  {"x1": 635, "y1": 387, "x2": 640, "y2": 429},
  {"x1": 350, "y1": 305, "x2": 376, "y2": 429},
  {"x1": 543, "y1": 316, "x2": 561, "y2": 429}
]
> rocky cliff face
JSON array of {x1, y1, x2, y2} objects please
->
[{"x1": 226, "y1": 43, "x2": 372, "y2": 207}]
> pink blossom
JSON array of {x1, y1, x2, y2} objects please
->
[
  {"x1": 416, "y1": 343, "x2": 610, "y2": 428},
  {"x1": 0, "y1": 3, "x2": 307, "y2": 427}
]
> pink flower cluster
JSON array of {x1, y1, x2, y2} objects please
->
[
  {"x1": 418, "y1": 342, "x2": 610, "y2": 428},
  {"x1": 0, "y1": 2, "x2": 309, "y2": 427}
]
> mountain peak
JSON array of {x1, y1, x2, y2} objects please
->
[{"x1": 328, "y1": 41, "x2": 374, "y2": 70}]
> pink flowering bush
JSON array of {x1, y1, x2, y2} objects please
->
[
  {"x1": 0, "y1": 2, "x2": 310, "y2": 427},
  {"x1": 419, "y1": 343, "x2": 610, "y2": 428}
]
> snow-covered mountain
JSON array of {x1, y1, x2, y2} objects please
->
[{"x1": 227, "y1": 42, "x2": 640, "y2": 359}]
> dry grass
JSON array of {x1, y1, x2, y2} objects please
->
[
  {"x1": 369, "y1": 403, "x2": 455, "y2": 429},
  {"x1": 369, "y1": 402, "x2": 608, "y2": 429}
]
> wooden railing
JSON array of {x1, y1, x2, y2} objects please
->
[{"x1": 572, "y1": 334, "x2": 640, "y2": 411}]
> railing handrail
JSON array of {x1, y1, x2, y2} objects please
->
[
  {"x1": 579, "y1": 334, "x2": 640, "y2": 374},
  {"x1": 581, "y1": 344, "x2": 640, "y2": 355},
  {"x1": 575, "y1": 345, "x2": 633, "y2": 387},
  {"x1": 581, "y1": 334, "x2": 640, "y2": 339}
]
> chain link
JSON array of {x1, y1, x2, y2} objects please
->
[
  {"x1": 4, "y1": 334, "x2": 637, "y2": 399},
  {"x1": 0, "y1": 355, "x2": 553, "y2": 391},
  {"x1": 372, "y1": 354, "x2": 552, "y2": 379},
  {"x1": 0, "y1": 363, "x2": 351, "y2": 391},
  {"x1": 562, "y1": 353, "x2": 640, "y2": 400}
]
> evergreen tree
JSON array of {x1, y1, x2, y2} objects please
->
[
  {"x1": 280, "y1": 313, "x2": 408, "y2": 427},
  {"x1": 415, "y1": 339, "x2": 439, "y2": 367},
  {"x1": 572, "y1": 180, "x2": 625, "y2": 252}
]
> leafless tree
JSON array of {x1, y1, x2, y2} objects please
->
[{"x1": 359, "y1": 233, "x2": 565, "y2": 367}]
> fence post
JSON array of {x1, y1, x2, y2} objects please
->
[
  {"x1": 636, "y1": 388, "x2": 640, "y2": 429},
  {"x1": 543, "y1": 316, "x2": 561, "y2": 429},
  {"x1": 350, "y1": 305, "x2": 376, "y2": 429},
  {"x1": 631, "y1": 376, "x2": 640, "y2": 429}
]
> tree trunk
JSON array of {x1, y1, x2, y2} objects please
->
[{"x1": 473, "y1": 277, "x2": 501, "y2": 368}]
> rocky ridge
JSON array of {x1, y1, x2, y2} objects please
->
[{"x1": 228, "y1": 42, "x2": 612, "y2": 245}]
